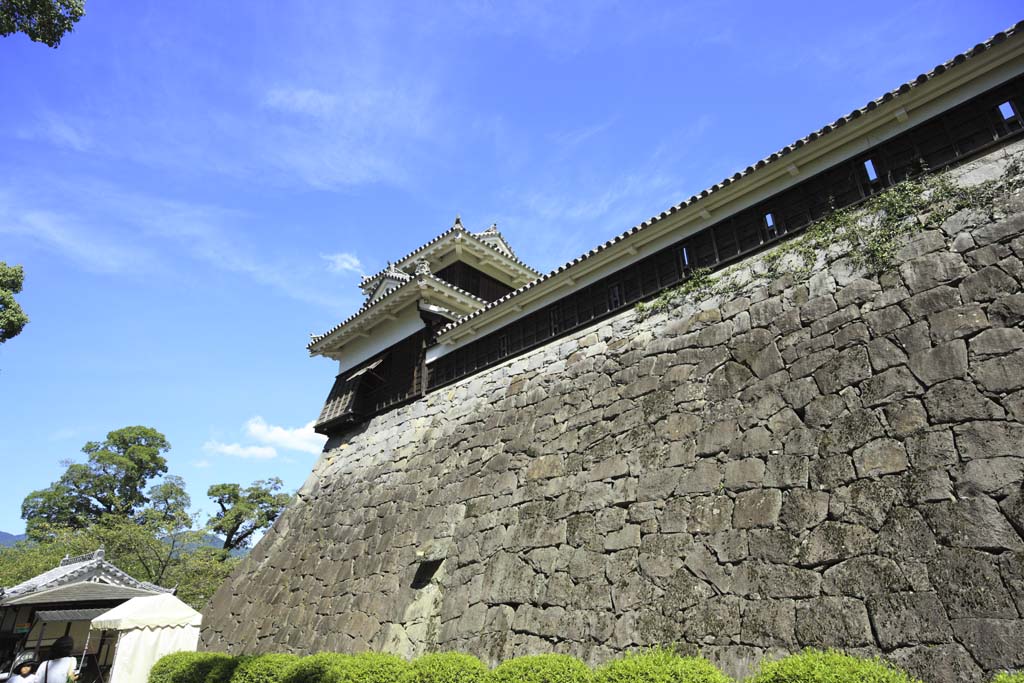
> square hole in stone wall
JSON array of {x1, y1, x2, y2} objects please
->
[{"x1": 411, "y1": 559, "x2": 443, "y2": 589}]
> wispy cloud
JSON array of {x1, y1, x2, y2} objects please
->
[
  {"x1": 17, "y1": 112, "x2": 93, "y2": 152},
  {"x1": 0, "y1": 203, "x2": 152, "y2": 274},
  {"x1": 264, "y1": 88, "x2": 341, "y2": 118},
  {"x1": 0, "y1": 178, "x2": 354, "y2": 309},
  {"x1": 245, "y1": 417, "x2": 325, "y2": 455},
  {"x1": 202, "y1": 440, "x2": 278, "y2": 460},
  {"x1": 193, "y1": 459, "x2": 212, "y2": 469},
  {"x1": 321, "y1": 252, "x2": 363, "y2": 275}
]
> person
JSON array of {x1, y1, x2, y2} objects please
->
[
  {"x1": 7, "y1": 655, "x2": 37, "y2": 683},
  {"x1": 34, "y1": 638, "x2": 76, "y2": 683}
]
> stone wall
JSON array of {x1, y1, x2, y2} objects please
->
[{"x1": 202, "y1": 141, "x2": 1024, "y2": 682}]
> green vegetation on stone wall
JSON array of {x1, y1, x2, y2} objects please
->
[{"x1": 636, "y1": 152, "x2": 1024, "y2": 317}]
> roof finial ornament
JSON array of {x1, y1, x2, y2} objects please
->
[
  {"x1": 415, "y1": 258, "x2": 431, "y2": 277},
  {"x1": 484, "y1": 222, "x2": 498, "y2": 234},
  {"x1": 385, "y1": 261, "x2": 403, "y2": 278},
  {"x1": 454, "y1": 214, "x2": 463, "y2": 228}
]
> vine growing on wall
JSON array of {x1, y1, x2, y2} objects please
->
[{"x1": 635, "y1": 151, "x2": 1024, "y2": 318}]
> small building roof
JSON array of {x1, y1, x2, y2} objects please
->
[
  {"x1": 357, "y1": 217, "x2": 539, "y2": 296},
  {"x1": 0, "y1": 549, "x2": 172, "y2": 607},
  {"x1": 308, "y1": 271, "x2": 487, "y2": 357},
  {"x1": 34, "y1": 608, "x2": 109, "y2": 623},
  {"x1": 3, "y1": 581, "x2": 162, "y2": 606}
]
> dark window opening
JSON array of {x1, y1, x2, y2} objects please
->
[
  {"x1": 864, "y1": 159, "x2": 879, "y2": 182},
  {"x1": 435, "y1": 262, "x2": 513, "y2": 302},
  {"x1": 608, "y1": 283, "x2": 623, "y2": 309},
  {"x1": 411, "y1": 559, "x2": 443, "y2": 589},
  {"x1": 999, "y1": 101, "x2": 1016, "y2": 121}
]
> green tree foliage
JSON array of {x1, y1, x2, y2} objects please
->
[
  {"x1": 0, "y1": 262, "x2": 29, "y2": 344},
  {"x1": 207, "y1": 478, "x2": 291, "y2": 551},
  {"x1": 9, "y1": 426, "x2": 252, "y2": 609},
  {"x1": 21, "y1": 426, "x2": 170, "y2": 537},
  {"x1": 0, "y1": 0, "x2": 84, "y2": 47}
]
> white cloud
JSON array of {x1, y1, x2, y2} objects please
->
[
  {"x1": 202, "y1": 440, "x2": 278, "y2": 460},
  {"x1": 245, "y1": 417, "x2": 326, "y2": 455},
  {"x1": 48, "y1": 428, "x2": 79, "y2": 441},
  {"x1": 193, "y1": 459, "x2": 212, "y2": 468},
  {"x1": 263, "y1": 88, "x2": 341, "y2": 118},
  {"x1": 321, "y1": 252, "x2": 362, "y2": 275}
]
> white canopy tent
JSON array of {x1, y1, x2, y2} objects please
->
[{"x1": 89, "y1": 594, "x2": 202, "y2": 683}]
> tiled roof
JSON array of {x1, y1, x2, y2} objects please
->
[
  {"x1": 437, "y1": 20, "x2": 1024, "y2": 339},
  {"x1": 0, "y1": 549, "x2": 172, "y2": 605},
  {"x1": 358, "y1": 218, "x2": 540, "y2": 289},
  {"x1": 309, "y1": 273, "x2": 488, "y2": 350},
  {"x1": 3, "y1": 581, "x2": 161, "y2": 606}
]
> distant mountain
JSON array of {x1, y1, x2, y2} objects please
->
[{"x1": 0, "y1": 531, "x2": 26, "y2": 547}]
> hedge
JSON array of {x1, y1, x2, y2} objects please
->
[
  {"x1": 746, "y1": 649, "x2": 921, "y2": 683},
  {"x1": 149, "y1": 652, "x2": 238, "y2": 683},
  {"x1": 151, "y1": 649, "x2": 1021, "y2": 683},
  {"x1": 401, "y1": 652, "x2": 488, "y2": 683},
  {"x1": 281, "y1": 653, "x2": 353, "y2": 683},
  {"x1": 230, "y1": 653, "x2": 300, "y2": 683},
  {"x1": 485, "y1": 654, "x2": 592, "y2": 683},
  {"x1": 593, "y1": 647, "x2": 730, "y2": 683}
]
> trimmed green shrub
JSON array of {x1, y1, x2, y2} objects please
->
[
  {"x1": 231, "y1": 654, "x2": 301, "y2": 683},
  {"x1": 594, "y1": 647, "x2": 729, "y2": 683},
  {"x1": 401, "y1": 652, "x2": 489, "y2": 683},
  {"x1": 334, "y1": 652, "x2": 411, "y2": 683},
  {"x1": 149, "y1": 652, "x2": 238, "y2": 683},
  {"x1": 204, "y1": 656, "x2": 243, "y2": 683},
  {"x1": 747, "y1": 649, "x2": 921, "y2": 683},
  {"x1": 486, "y1": 654, "x2": 592, "y2": 683},
  {"x1": 281, "y1": 653, "x2": 354, "y2": 683},
  {"x1": 991, "y1": 674, "x2": 1024, "y2": 683}
]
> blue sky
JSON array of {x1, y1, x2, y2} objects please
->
[{"x1": 0, "y1": 1, "x2": 1019, "y2": 534}]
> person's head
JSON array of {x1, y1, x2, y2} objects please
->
[
  {"x1": 17, "y1": 661, "x2": 35, "y2": 677},
  {"x1": 51, "y1": 636, "x2": 74, "y2": 659}
]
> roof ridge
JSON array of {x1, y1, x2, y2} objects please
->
[
  {"x1": 436, "y1": 19, "x2": 1024, "y2": 339},
  {"x1": 359, "y1": 221, "x2": 540, "y2": 289},
  {"x1": 309, "y1": 272, "x2": 488, "y2": 350}
]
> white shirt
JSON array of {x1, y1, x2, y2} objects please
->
[
  {"x1": 36, "y1": 659, "x2": 74, "y2": 683},
  {"x1": 9, "y1": 673, "x2": 37, "y2": 683}
]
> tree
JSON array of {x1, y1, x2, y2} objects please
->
[
  {"x1": 0, "y1": 0, "x2": 84, "y2": 47},
  {"x1": 0, "y1": 262, "x2": 29, "y2": 344},
  {"x1": 22, "y1": 426, "x2": 170, "y2": 538},
  {"x1": 207, "y1": 478, "x2": 291, "y2": 551}
]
